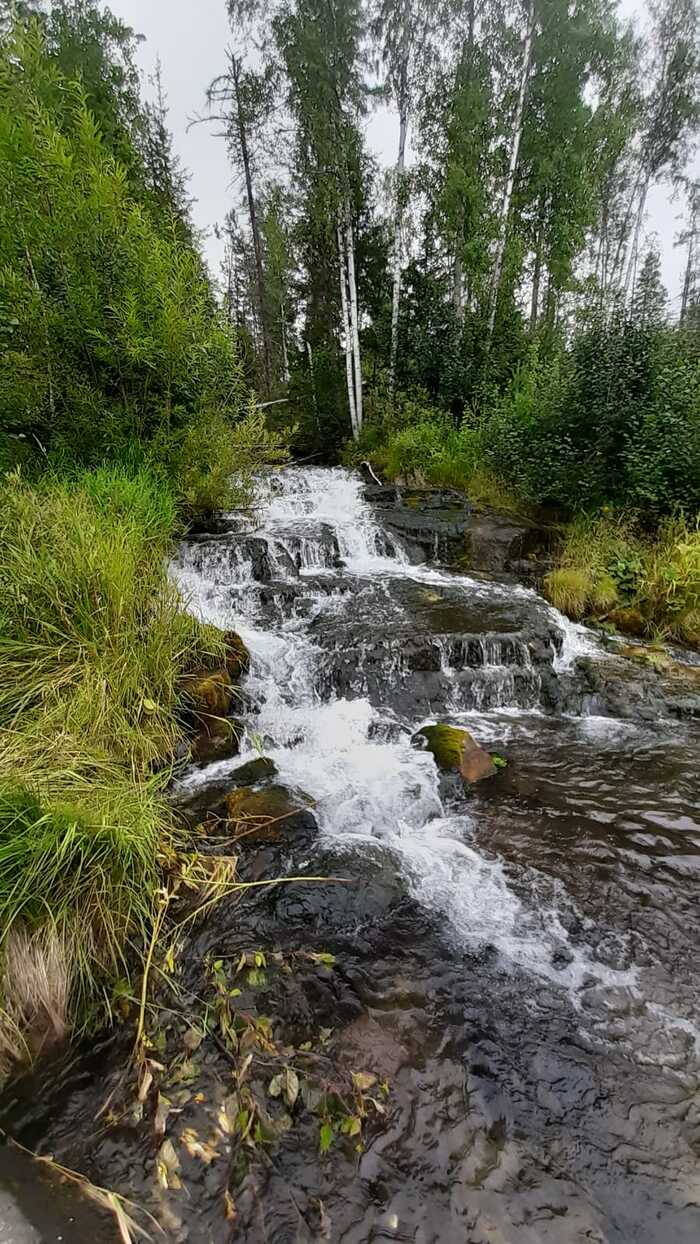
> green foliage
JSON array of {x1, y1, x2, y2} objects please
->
[
  {"x1": 0, "y1": 17, "x2": 244, "y2": 465},
  {"x1": 170, "y1": 406, "x2": 290, "y2": 521},
  {"x1": 0, "y1": 465, "x2": 221, "y2": 772},
  {"x1": 545, "y1": 510, "x2": 700, "y2": 646},
  {"x1": 479, "y1": 320, "x2": 700, "y2": 515}
]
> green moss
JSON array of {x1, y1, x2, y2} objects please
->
[{"x1": 414, "y1": 724, "x2": 469, "y2": 770}]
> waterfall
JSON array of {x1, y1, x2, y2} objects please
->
[{"x1": 170, "y1": 466, "x2": 638, "y2": 994}]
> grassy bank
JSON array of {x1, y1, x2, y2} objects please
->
[
  {"x1": 0, "y1": 465, "x2": 227, "y2": 1076},
  {"x1": 543, "y1": 511, "x2": 700, "y2": 646},
  {"x1": 345, "y1": 391, "x2": 700, "y2": 649}
]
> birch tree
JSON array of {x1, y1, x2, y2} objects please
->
[
  {"x1": 487, "y1": 0, "x2": 535, "y2": 340},
  {"x1": 372, "y1": 0, "x2": 434, "y2": 396},
  {"x1": 274, "y1": 0, "x2": 368, "y2": 439},
  {"x1": 206, "y1": 53, "x2": 278, "y2": 393}
]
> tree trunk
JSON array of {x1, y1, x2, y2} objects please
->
[
  {"x1": 306, "y1": 340, "x2": 319, "y2": 432},
  {"x1": 622, "y1": 178, "x2": 649, "y2": 302},
  {"x1": 231, "y1": 54, "x2": 273, "y2": 394},
  {"x1": 345, "y1": 206, "x2": 363, "y2": 433},
  {"x1": 487, "y1": 0, "x2": 535, "y2": 340},
  {"x1": 680, "y1": 229, "x2": 695, "y2": 324},
  {"x1": 529, "y1": 196, "x2": 545, "y2": 332},
  {"x1": 337, "y1": 221, "x2": 358, "y2": 439},
  {"x1": 280, "y1": 303, "x2": 290, "y2": 382},
  {"x1": 453, "y1": 253, "x2": 464, "y2": 321},
  {"x1": 389, "y1": 84, "x2": 409, "y2": 399}
]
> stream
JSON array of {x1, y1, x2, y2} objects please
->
[{"x1": 2, "y1": 466, "x2": 699, "y2": 1242}]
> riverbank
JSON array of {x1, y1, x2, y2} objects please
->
[{"x1": 2, "y1": 466, "x2": 699, "y2": 1243}]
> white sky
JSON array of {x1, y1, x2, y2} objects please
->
[{"x1": 109, "y1": 0, "x2": 697, "y2": 308}]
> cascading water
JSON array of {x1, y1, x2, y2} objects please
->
[
  {"x1": 171, "y1": 467, "x2": 660, "y2": 999},
  {"x1": 4, "y1": 466, "x2": 698, "y2": 1244}
]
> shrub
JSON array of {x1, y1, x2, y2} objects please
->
[
  {"x1": 637, "y1": 516, "x2": 700, "y2": 644},
  {"x1": 169, "y1": 406, "x2": 289, "y2": 521}
]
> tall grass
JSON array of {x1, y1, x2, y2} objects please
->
[
  {"x1": 544, "y1": 509, "x2": 700, "y2": 646},
  {"x1": 0, "y1": 465, "x2": 224, "y2": 769},
  {"x1": 0, "y1": 465, "x2": 224, "y2": 1073}
]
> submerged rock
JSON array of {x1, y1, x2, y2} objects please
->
[
  {"x1": 224, "y1": 784, "x2": 317, "y2": 843},
  {"x1": 413, "y1": 723, "x2": 497, "y2": 783}
]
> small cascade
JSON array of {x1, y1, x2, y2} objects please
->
[{"x1": 170, "y1": 465, "x2": 628, "y2": 991}]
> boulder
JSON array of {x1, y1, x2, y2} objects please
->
[
  {"x1": 224, "y1": 784, "x2": 316, "y2": 843},
  {"x1": 190, "y1": 716, "x2": 242, "y2": 766},
  {"x1": 223, "y1": 630, "x2": 251, "y2": 681},
  {"x1": 228, "y1": 756, "x2": 277, "y2": 785},
  {"x1": 413, "y1": 723, "x2": 497, "y2": 784}
]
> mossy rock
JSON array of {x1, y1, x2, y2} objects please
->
[
  {"x1": 224, "y1": 631, "x2": 251, "y2": 681},
  {"x1": 608, "y1": 606, "x2": 646, "y2": 638},
  {"x1": 181, "y1": 669, "x2": 232, "y2": 715},
  {"x1": 228, "y1": 756, "x2": 277, "y2": 786},
  {"x1": 224, "y1": 784, "x2": 316, "y2": 843},
  {"x1": 190, "y1": 716, "x2": 242, "y2": 765},
  {"x1": 622, "y1": 644, "x2": 673, "y2": 673},
  {"x1": 413, "y1": 724, "x2": 497, "y2": 784}
]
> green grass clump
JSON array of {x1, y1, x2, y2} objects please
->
[
  {"x1": 544, "y1": 567, "x2": 592, "y2": 619},
  {"x1": 0, "y1": 778, "x2": 159, "y2": 969},
  {"x1": 0, "y1": 464, "x2": 224, "y2": 770},
  {"x1": 637, "y1": 516, "x2": 700, "y2": 645},
  {"x1": 0, "y1": 464, "x2": 226, "y2": 1072}
]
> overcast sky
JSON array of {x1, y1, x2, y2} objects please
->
[{"x1": 109, "y1": 0, "x2": 697, "y2": 310}]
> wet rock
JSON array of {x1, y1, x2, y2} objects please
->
[
  {"x1": 224, "y1": 784, "x2": 317, "y2": 844},
  {"x1": 461, "y1": 508, "x2": 552, "y2": 575},
  {"x1": 223, "y1": 630, "x2": 250, "y2": 680},
  {"x1": 189, "y1": 715, "x2": 242, "y2": 766},
  {"x1": 180, "y1": 669, "x2": 232, "y2": 715},
  {"x1": 413, "y1": 723, "x2": 497, "y2": 783},
  {"x1": 170, "y1": 756, "x2": 277, "y2": 824},
  {"x1": 228, "y1": 756, "x2": 277, "y2": 786}
]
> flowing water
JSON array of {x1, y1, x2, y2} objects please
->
[
  {"x1": 168, "y1": 468, "x2": 700, "y2": 1241},
  {"x1": 3, "y1": 468, "x2": 698, "y2": 1244}
]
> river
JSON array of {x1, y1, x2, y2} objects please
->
[{"x1": 2, "y1": 466, "x2": 699, "y2": 1242}]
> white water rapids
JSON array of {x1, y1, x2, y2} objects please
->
[{"x1": 171, "y1": 468, "x2": 634, "y2": 1000}]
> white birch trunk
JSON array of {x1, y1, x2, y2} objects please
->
[
  {"x1": 345, "y1": 210, "x2": 363, "y2": 433},
  {"x1": 389, "y1": 101, "x2": 409, "y2": 397},
  {"x1": 487, "y1": 0, "x2": 535, "y2": 340},
  {"x1": 680, "y1": 228, "x2": 695, "y2": 324},
  {"x1": 622, "y1": 179, "x2": 649, "y2": 303},
  {"x1": 337, "y1": 221, "x2": 358, "y2": 440}
]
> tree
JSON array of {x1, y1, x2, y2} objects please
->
[
  {"x1": 616, "y1": 0, "x2": 700, "y2": 299},
  {"x1": 273, "y1": 0, "x2": 368, "y2": 439},
  {"x1": 206, "y1": 52, "x2": 278, "y2": 393},
  {"x1": 678, "y1": 178, "x2": 700, "y2": 322}
]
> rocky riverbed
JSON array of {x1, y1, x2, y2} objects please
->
[{"x1": 1, "y1": 467, "x2": 699, "y2": 1243}]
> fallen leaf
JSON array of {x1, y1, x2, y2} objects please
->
[
  {"x1": 284, "y1": 1066, "x2": 299, "y2": 1108},
  {"x1": 268, "y1": 1072, "x2": 284, "y2": 1098},
  {"x1": 352, "y1": 1071, "x2": 376, "y2": 1092},
  {"x1": 319, "y1": 1122, "x2": 334, "y2": 1154},
  {"x1": 154, "y1": 1092, "x2": 172, "y2": 1138}
]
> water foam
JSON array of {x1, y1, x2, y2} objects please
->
[{"x1": 170, "y1": 467, "x2": 633, "y2": 995}]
